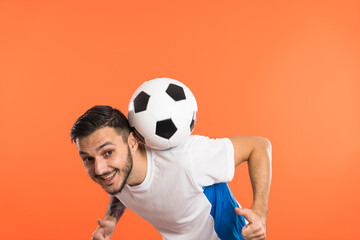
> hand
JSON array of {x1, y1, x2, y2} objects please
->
[
  {"x1": 91, "y1": 217, "x2": 116, "y2": 240},
  {"x1": 235, "y1": 207, "x2": 267, "y2": 240}
]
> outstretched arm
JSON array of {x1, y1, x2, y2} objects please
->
[
  {"x1": 92, "y1": 196, "x2": 126, "y2": 240},
  {"x1": 229, "y1": 136, "x2": 272, "y2": 240},
  {"x1": 106, "y1": 196, "x2": 126, "y2": 222}
]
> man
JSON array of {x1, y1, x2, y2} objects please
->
[{"x1": 71, "y1": 106, "x2": 272, "y2": 240}]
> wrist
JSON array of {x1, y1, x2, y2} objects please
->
[
  {"x1": 104, "y1": 214, "x2": 117, "y2": 223},
  {"x1": 251, "y1": 203, "x2": 268, "y2": 217}
]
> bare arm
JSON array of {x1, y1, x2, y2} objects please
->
[
  {"x1": 106, "y1": 196, "x2": 126, "y2": 222},
  {"x1": 229, "y1": 136, "x2": 272, "y2": 239},
  {"x1": 91, "y1": 196, "x2": 126, "y2": 240}
]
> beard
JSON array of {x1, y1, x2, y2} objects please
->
[{"x1": 105, "y1": 146, "x2": 133, "y2": 195}]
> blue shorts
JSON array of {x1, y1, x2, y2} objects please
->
[{"x1": 203, "y1": 182, "x2": 246, "y2": 240}]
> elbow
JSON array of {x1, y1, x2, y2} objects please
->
[
  {"x1": 257, "y1": 137, "x2": 272, "y2": 162},
  {"x1": 260, "y1": 137, "x2": 272, "y2": 151},
  {"x1": 254, "y1": 136, "x2": 272, "y2": 148}
]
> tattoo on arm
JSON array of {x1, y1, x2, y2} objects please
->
[{"x1": 106, "y1": 196, "x2": 126, "y2": 222}]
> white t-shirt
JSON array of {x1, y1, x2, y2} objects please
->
[{"x1": 115, "y1": 135, "x2": 245, "y2": 240}]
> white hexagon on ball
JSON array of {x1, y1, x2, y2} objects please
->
[{"x1": 128, "y1": 77, "x2": 197, "y2": 150}]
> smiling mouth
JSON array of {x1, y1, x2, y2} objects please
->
[{"x1": 98, "y1": 170, "x2": 118, "y2": 185}]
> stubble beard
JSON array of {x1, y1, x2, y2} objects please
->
[{"x1": 106, "y1": 146, "x2": 133, "y2": 195}]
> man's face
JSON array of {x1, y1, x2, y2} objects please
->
[{"x1": 76, "y1": 126, "x2": 132, "y2": 195}]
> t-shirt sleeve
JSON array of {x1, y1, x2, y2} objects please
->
[{"x1": 188, "y1": 135, "x2": 235, "y2": 187}]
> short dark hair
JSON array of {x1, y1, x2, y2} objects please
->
[{"x1": 70, "y1": 105, "x2": 131, "y2": 143}]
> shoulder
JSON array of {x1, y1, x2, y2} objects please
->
[
  {"x1": 174, "y1": 135, "x2": 233, "y2": 159},
  {"x1": 145, "y1": 135, "x2": 233, "y2": 161},
  {"x1": 180, "y1": 135, "x2": 232, "y2": 147}
]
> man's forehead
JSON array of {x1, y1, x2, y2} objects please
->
[{"x1": 76, "y1": 127, "x2": 119, "y2": 150}]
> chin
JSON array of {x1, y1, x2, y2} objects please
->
[
  {"x1": 106, "y1": 187, "x2": 122, "y2": 195},
  {"x1": 104, "y1": 182, "x2": 125, "y2": 195}
]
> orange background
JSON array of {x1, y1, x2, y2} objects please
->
[{"x1": 0, "y1": 0, "x2": 359, "y2": 239}]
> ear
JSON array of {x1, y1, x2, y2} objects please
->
[{"x1": 127, "y1": 132, "x2": 139, "y2": 152}]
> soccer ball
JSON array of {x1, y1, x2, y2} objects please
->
[{"x1": 128, "y1": 77, "x2": 197, "y2": 150}]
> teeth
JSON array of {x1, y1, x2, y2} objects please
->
[{"x1": 101, "y1": 171, "x2": 116, "y2": 180}]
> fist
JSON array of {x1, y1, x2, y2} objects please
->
[
  {"x1": 91, "y1": 218, "x2": 116, "y2": 240},
  {"x1": 235, "y1": 207, "x2": 267, "y2": 240}
]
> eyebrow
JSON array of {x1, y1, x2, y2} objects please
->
[{"x1": 79, "y1": 141, "x2": 115, "y2": 156}]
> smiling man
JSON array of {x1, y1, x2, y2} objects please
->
[
  {"x1": 77, "y1": 127, "x2": 139, "y2": 195},
  {"x1": 71, "y1": 105, "x2": 272, "y2": 240}
]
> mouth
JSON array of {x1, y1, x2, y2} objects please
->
[{"x1": 98, "y1": 170, "x2": 118, "y2": 185}]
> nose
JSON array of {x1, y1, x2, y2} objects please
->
[{"x1": 94, "y1": 157, "x2": 107, "y2": 175}]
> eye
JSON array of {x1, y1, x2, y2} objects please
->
[
  {"x1": 83, "y1": 157, "x2": 94, "y2": 163},
  {"x1": 104, "y1": 150, "x2": 113, "y2": 156}
]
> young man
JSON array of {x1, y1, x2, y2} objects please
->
[{"x1": 71, "y1": 106, "x2": 272, "y2": 240}]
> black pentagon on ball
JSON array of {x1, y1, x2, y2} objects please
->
[
  {"x1": 190, "y1": 119, "x2": 195, "y2": 132},
  {"x1": 134, "y1": 91, "x2": 150, "y2": 113},
  {"x1": 166, "y1": 83, "x2": 186, "y2": 101},
  {"x1": 156, "y1": 119, "x2": 177, "y2": 139},
  {"x1": 190, "y1": 111, "x2": 197, "y2": 132}
]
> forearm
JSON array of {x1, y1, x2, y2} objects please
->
[
  {"x1": 106, "y1": 196, "x2": 126, "y2": 223},
  {"x1": 247, "y1": 138, "x2": 272, "y2": 215}
]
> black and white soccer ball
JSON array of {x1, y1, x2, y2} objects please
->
[{"x1": 128, "y1": 77, "x2": 197, "y2": 150}]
